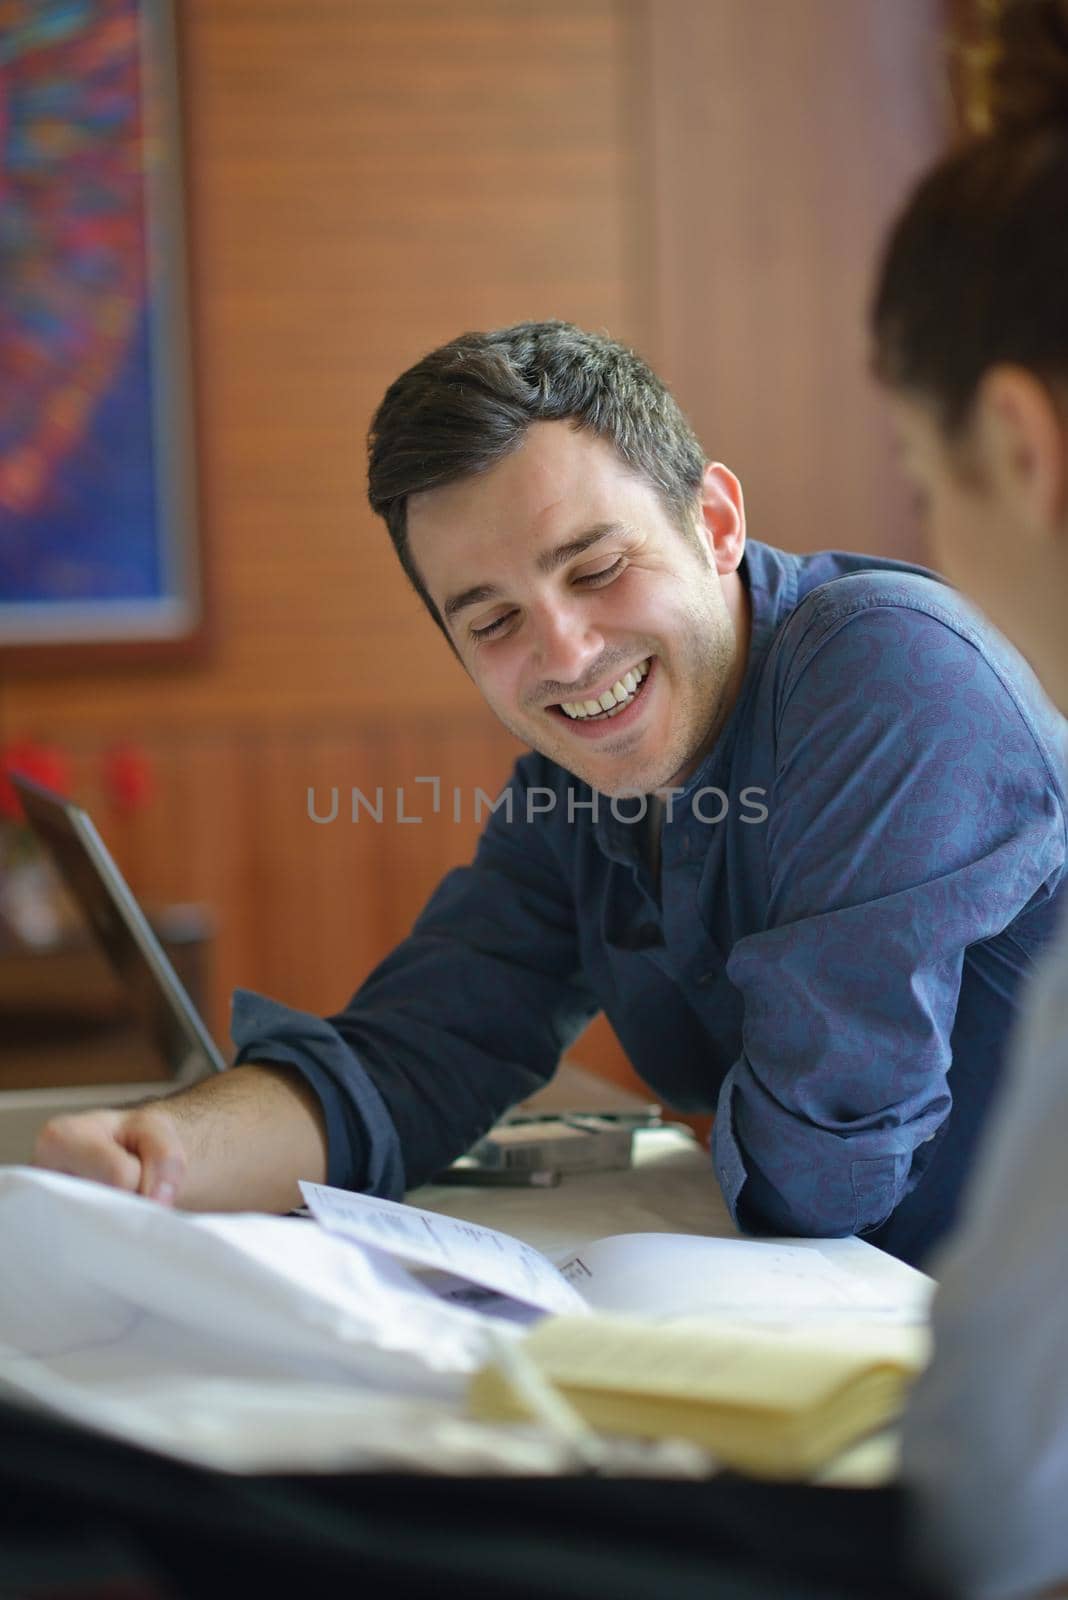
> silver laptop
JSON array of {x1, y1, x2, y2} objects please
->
[{"x1": 8, "y1": 773, "x2": 227, "y2": 1110}]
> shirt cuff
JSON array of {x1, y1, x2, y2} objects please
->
[
  {"x1": 228, "y1": 988, "x2": 406, "y2": 1199},
  {"x1": 713, "y1": 1061, "x2": 905, "y2": 1237}
]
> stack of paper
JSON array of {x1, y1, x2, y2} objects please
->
[{"x1": 0, "y1": 1167, "x2": 932, "y2": 1477}]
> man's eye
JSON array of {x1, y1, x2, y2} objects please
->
[
  {"x1": 470, "y1": 610, "x2": 516, "y2": 640},
  {"x1": 574, "y1": 557, "x2": 626, "y2": 587}
]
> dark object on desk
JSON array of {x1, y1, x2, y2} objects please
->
[
  {"x1": 0, "y1": 1396, "x2": 938, "y2": 1600},
  {"x1": 504, "y1": 1109, "x2": 664, "y2": 1132},
  {"x1": 9, "y1": 773, "x2": 227, "y2": 1084},
  {"x1": 431, "y1": 1165, "x2": 561, "y2": 1188},
  {"x1": 468, "y1": 1116, "x2": 636, "y2": 1174},
  {"x1": 508, "y1": 1065, "x2": 662, "y2": 1126},
  {"x1": 555, "y1": 1109, "x2": 660, "y2": 1130}
]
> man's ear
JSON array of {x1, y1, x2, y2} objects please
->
[
  {"x1": 696, "y1": 462, "x2": 747, "y2": 574},
  {"x1": 975, "y1": 366, "x2": 1068, "y2": 538}
]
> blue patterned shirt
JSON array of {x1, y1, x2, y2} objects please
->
[{"x1": 232, "y1": 541, "x2": 1067, "y2": 1265}]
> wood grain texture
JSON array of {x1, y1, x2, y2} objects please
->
[
  {"x1": 2, "y1": 1, "x2": 948, "y2": 1112},
  {"x1": 637, "y1": 0, "x2": 946, "y2": 561},
  {"x1": 5, "y1": 0, "x2": 634, "y2": 730}
]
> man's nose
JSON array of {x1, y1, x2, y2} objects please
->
[{"x1": 530, "y1": 599, "x2": 604, "y2": 686}]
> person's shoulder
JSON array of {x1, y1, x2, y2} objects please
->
[
  {"x1": 776, "y1": 556, "x2": 1024, "y2": 679},
  {"x1": 797, "y1": 561, "x2": 962, "y2": 631},
  {"x1": 765, "y1": 560, "x2": 1067, "y2": 786},
  {"x1": 765, "y1": 561, "x2": 965, "y2": 689},
  {"x1": 753, "y1": 544, "x2": 977, "y2": 659}
]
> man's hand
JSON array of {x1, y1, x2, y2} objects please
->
[
  {"x1": 30, "y1": 1063, "x2": 329, "y2": 1212},
  {"x1": 33, "y1": 1105, "x2": 187, "y2": 1205}
]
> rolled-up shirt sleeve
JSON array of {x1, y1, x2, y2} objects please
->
[
  {"x1": 713, "y1": 598, "x2": 1065, "y2": 1239},
  {"x1": 230, "y1": 988, "x2": 406, "y2": 1198},
  {"x1": 231, "y1": 755, "x2": 599, "y2": 1194}
]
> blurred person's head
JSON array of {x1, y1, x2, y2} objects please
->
[
  {"x1": 872, "y1": 0, "x2": 1068, "y2": 709},
  {"x1": 367, "y1": 322, "x2": 749, "y2": 796}
]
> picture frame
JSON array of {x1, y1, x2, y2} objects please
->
[{"x1": 0, "y1": 0, "x2": 207, "y2": 669}]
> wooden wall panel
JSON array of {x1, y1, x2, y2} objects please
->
[
  {"x1": 637, "y1": 0, "x2": 947, "y2": 563},
  {"x1": 4, "y1": 0, "x2": 636, "y2": 731},
  {"x1": 2, "y1": 1, "x2": 950, "y2": 1120},
  {"x1": 2, "y1": 0, "x2": 643, "y2": 1093}
]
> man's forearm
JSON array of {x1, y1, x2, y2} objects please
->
[
  {"x1": 34, "y1": 1061, "x2": 330, "y2": 1213},
  {"x1": 159, "y1": 1062, "x2": 329, "y2": 1211}
]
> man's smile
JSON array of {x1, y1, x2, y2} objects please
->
[
  {"x1": 544, "y1": 656, "x2": 657, "y2": 738},
  {"x1": 556, "y1": 656, "x2": 652, "y2": 720}
]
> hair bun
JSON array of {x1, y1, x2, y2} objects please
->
[{"x1": 965, "y1": 0, "x2": 1068, "y2": 135}]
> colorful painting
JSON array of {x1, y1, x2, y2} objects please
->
[{"x1": 0, "y1": 0, "x2": 200, "y2": 656}]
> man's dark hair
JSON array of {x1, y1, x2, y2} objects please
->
[{"x1": 367, "y1": 320, "x2": 706, "y2": 629}]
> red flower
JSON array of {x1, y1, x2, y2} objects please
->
[
  {"x1": 102, "y1": 742, "x2": 154, "y2": 816},
  {"x1": 0, "y1": 740, "x2": 71, "y2": 821}
]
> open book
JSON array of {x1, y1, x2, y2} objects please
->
[{"x1": 301, "y1": 1180, "x2": 932, "y2": 1477}]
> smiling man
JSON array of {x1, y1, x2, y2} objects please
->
[
  {"x1": 407, "y1": 418, "x2": 749, "y2": 799},
  {"x1": 34, "y1": 322, "x2": 1067, "y2": 1267}
]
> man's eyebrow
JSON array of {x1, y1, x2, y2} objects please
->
[
  {"x1": 443, "y1": 583, "x2": 501, "y2": 624},
  {"x1": 442, "y1": 524, "x2": 628, "y2": 625},
  {"x1": 535, "y1": 522, "x2": 626, "y2": 576}
]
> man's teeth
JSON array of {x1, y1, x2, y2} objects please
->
[{"x1": 560, "y1": 660, "x2": 650, "y2": 721}]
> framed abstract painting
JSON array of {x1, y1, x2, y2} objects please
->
[{"x1": 0, "y1": 0, "x2": 205, "y2": 667}]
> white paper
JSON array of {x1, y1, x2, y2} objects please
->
[
  {"x1": 0, "y1": 1167, "x2": 516, "y2": 1396},
  {"x1": 301, "y1": 1181, "x2": 587, "y2": 1318},
  {"x1": 554, "y1": 1232, "x2": 921, "y2": 1322},
  {"x1": 0, "y1": 1351, "x2": 609, "y2": 1476},
  {"x1": 0, "y1": 1159, "x2": 931, "y2": 1476}
]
